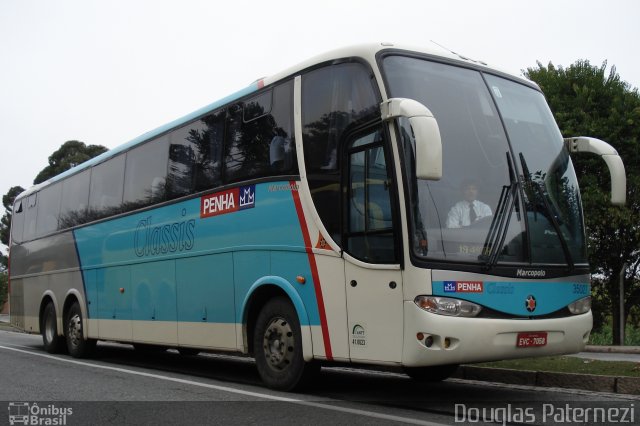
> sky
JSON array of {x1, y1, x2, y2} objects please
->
[{"x1": 0, "y1": 0, "x2": 638, "y2": 251}]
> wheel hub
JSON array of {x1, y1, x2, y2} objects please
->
[
  {"x1": 67, "y1": 314, "x2": 82, "y2": 348},
  {"x1": 262, "y1": 317, "x2": 295, "y2": 371}
]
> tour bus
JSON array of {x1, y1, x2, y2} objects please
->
[{"x1": 8, "y1": 43, "x2": 626, "y2": 390}]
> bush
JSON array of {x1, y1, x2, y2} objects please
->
[{"x1": 589, "y1": 323, "x2": 640, "y2": 346}]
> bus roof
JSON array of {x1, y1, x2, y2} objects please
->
[{"x1": 17, "y1": 42, "x2": 533, "y2": 200}]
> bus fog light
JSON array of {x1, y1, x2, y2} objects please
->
[
  {"x1": 424, "y1": 335, "x2": 434, "y2": 347},
  {"x1": 414, "y1": 296, "x2": 482, "y2": 317},
  {"x1": 444, "y1": 337, "x2": 451, "y2": 349},
  {"x1": 568, "y1": 296, "x2": 591, "y2": 314}
]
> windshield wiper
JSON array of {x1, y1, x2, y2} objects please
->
[
  {"x1": 480, "y1": 153, "x2": 519, "y2": 269},
  {"x1": 518, "y1": 153, "x2": 574, "y2": 271}
]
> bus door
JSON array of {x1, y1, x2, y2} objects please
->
[{"x1": 343, "y1": 126, "x2": 403, "y2": 363}]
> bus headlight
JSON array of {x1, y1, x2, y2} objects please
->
[
  {"x1": 414, "y1": 296, "x2": 482, "y2": 317},
  {"x1": 568, "y1": 296, "x2": 591, "y2": 314}
]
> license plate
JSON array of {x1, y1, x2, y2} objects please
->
[{"x1": 516, "y1": 332, "x2": 547, "y2": 348}]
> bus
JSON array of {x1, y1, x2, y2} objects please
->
[{"x1": 8, "y1": 43, "x2": 626, "y2": 390}]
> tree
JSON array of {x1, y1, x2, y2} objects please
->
[
  {"x1": 33, "y1": 140, "x2": 107, "y2": 184},
  {"x1": 525, "y1": 61, "x2": 640, "y2": 343},
  {"x1": 1, "y1": 141, "x2": 107, "y2": 268}
]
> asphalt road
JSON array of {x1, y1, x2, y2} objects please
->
[{"x1": 0, "y1": 329, "x2": 638, "y2": 426}]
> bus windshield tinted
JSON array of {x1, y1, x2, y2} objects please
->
[{"x1": 382, "y1": 55, "x2": 586, "y2": 268}]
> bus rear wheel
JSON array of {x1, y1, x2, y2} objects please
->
[
  {"x1": 253, "y1": 297, "x2": 318, "y2": 391},
  {"x1": 42, "y1": 302, "x2": 65, "y2": 354},
  {"x1": 404, "y1": 364, "x2": 460, "y2": 382},
  {"x1": 65, "y1": 302, "x2": 96, "y2": 358}
]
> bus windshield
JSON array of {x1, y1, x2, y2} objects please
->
[{"x1": 382, "y1": 55, "x2": 587, "y2": 268}]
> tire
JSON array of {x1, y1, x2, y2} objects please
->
[
  {"x1": 65, "y1": 302, "x2": 96, "y2": 358},
  {"x1": 404, "y1": 364, "x2": 460, "y2": 382},
  {"x1": 253, "y1": 297, "x2": 319, "y2": 391},
  {"x1": 41, "y1": 302, "x2": 65, "y2": 354}
]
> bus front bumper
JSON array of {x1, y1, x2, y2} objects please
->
[{"x1": 402, "y1": 301, "x2": 592, "y2": 367}]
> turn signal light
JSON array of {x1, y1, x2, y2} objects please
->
[{"x1": 568, "y1": 296, "x2": 591, "y2": 315}]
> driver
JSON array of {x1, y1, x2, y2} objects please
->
[{"x1": 446, "y1": 178, "x2": 492, "y2": 228}]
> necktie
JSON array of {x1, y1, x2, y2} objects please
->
[{"x1": 468, "y1": 201, "x2": 476, "y2": 224}]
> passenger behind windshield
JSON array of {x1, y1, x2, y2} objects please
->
[{"x1": 446, "y1": 179, "x2": 492, "y2": 228}]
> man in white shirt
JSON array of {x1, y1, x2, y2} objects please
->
[{"x1": 446, "y1": 179, "x2": 492, "y2": 228}]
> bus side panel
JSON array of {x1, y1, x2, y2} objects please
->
[
  {"x1": 10, "y1": 232, "x2": 80, "y2": 276},
  {"x1": 313, "y1": 254, "x2": 349, "y2": 361},
  {"x1": 234, "y1": 250, "x2": 321, "y2": 356},
  {"x1": 9, "y1": 231, "x2": 85, "y2": 333},
  {"x1": 95, "y1": 266, "x2": 132, "y2": 342},
  {"x1": 269, "y1": 250, "x2": 322, "y2": 326},
  {"x1": 131, "y1": 259, "x2": 178, "y2": 345},
  {"x1": 8, "y1": 277, "x2": 24, "y2": 330},
  {"x1": 83, "y1": 268, "x2": 99, "y2": 339},
  {"x1": 74, "y1": 181, "x2": 328, "y2": 352},
  {"x1": 22, "y1": 274, "x2": 49, "y2": 333},
  {"x1": 176, "y1": 253, "x2": 236, "y2": 350}
]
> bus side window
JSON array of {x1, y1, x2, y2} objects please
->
[
  {"x1": 88, "y1": 154, "x2": 125, "y2": 218},
  {"x1": 224, "y1": 80, "x2": 296, "y2": 183},
  {"x1": 11, "y1": 199, "x2": 25, "y2": 243},
  {"x1": 59, "y1": 168, "x2": 90, "y2": 229},
  {"x1": 35, "y1": 182, "x2": 62, "y2": 237},
  {"x1": 269, "y1": 81, "x2": 296, "y2": 174},
  {"x1": 123, "y1": 135, "x2": 169, "y2": 208},
  {"x1": 301, "y1": 62, "x2": 381, "y2": 246},
  {"x1": 167, "y1": 110, "x2": 225, "y2": 199},
  {"x1": 345, "y1": 129, "x2": 397, "y2": 263},
  {"x1": 23, "y1": 193, "x2": 38, "y2": 241}
]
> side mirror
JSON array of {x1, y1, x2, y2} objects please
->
[
  {"x1": 564, "y1": 137, "x2": 626, "y2": 205},
  {"x1": 381, "y1": 98, "x2": 442, "y2": 180}
]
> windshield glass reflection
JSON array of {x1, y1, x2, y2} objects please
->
[{"x1": 383, "y1": 55, "x2": 586, "y2": 267}]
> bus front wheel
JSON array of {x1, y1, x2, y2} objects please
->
[
  {"x1": 65, "y1": 302, "x2": 96, "y2": 358},
  {"x1": 42, "y1": 302, "x2": 65, "y2": 354},
  {"x1": 253, "y1": 297, "x2": 318, "y2": 391}
]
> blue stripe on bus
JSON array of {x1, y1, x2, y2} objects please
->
[
  {"x1": 432, "y1": 280, "x2": 590, "y2": 316},
  {"x1": 73, "y1": 181, "x2": 321, "y2": 325}
]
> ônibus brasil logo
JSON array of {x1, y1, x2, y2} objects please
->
[{"x1": 8, "y1": 402, "x2": 73, "y2": 425}]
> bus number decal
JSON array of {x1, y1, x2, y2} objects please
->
[{"x1": 351, "y1": 324, "x2": 367, "y2": 346}]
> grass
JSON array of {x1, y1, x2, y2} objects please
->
[
  {"x1": 476, "y1": 356, "x2": 640, "y2": 378},
  {"x1": 589, "y1": 324, "x2": 640, "y2": 346},
  {"x1": 475, "y1": 323, "x2": 640, "y2": 377}
]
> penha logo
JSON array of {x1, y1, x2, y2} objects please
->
[
  {"x1": 443, "y1": 281, "x2": 484, "y2": 293},
  {"x1": 444, "y1": 281, "x2": 457, "y2": 292},
  {"x1": 200, "y1": 185, "x2": 256, "y2": 218}
]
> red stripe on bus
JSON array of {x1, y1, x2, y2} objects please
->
[{"x1": 289, "y1": 181, "x2": 333, "y2": 360}]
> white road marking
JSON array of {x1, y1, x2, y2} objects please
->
[{"x1": 0, "y1": 344, "x2": 445, "y2": 426}]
